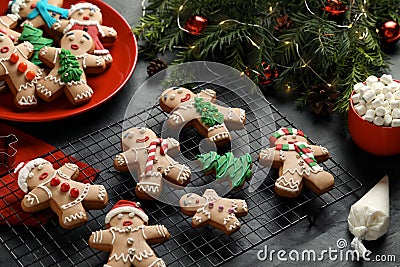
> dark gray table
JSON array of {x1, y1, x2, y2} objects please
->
[{"x1": 1, "y1": 1, "x2": 399, "y2": 266}]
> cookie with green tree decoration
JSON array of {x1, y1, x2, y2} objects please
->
[{"x1": 196, "y1": 151, "x2": 252, "y2": 190}]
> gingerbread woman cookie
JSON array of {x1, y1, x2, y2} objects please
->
[
  {"x1": 89, "y1": 200, "x2": 169, "y2": 267},
  {"x1": 54, "y1": 2, "x2": 117, "y2": 66},
  {"x1": 180, "y1": 189, "x2": 248, "y2": 235},
  {"x1": 36, "y1": 29, "x2": 106, "y2": 105},
  {"x1": 5, "y1": 0, "x2": 68, "y2": 30},
  {"x1": 258, "y1": 127, "x2": 334, "y2": 198},
  {"x1": 0, "y1": 32, "x2": 43, "y2": 109},
  {"x1": 15, "y1": 158, "x2": 108, "y2": 229},
  {"x1": 114, "y1": 127, "x2": 191, "y2": 200},
  {"x1": 159, "y1": 87, "x2": 246, "y2": 146},
  {"x1": 196, "y1": 151, "x2": 252, "y2": 190}
]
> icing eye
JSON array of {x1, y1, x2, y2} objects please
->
[
  {"x1": 69, "y1": 35, "x2": 75, "y2": 41},
  {"x1": 163, "y1": 94, "x2": 168, "y2": 101},
  {"x1": 177, "y1": 88, "x2": 183, "y2": 94},
  {"x1": 128, "y1": 212, "x2": 135, "y2": 218},
  {"x1": 170, "y1": 94, "x2": 176, "y2": 100},
  {"x1": 283, "y1": 136, "x2": 287, "y2": 140},
  {"x1": 28, "y1": 172, "x2": 34, "y2": 178},
  {"x1": 20, "y1": 3, "x2": 26, "y2": 8},
  {"x1": 0, "y1": 35, "x2": 4, "y2": 42},
  {"x1": 37, "y1": 164, "x2": 44, "y2": 170},
  {"x1": 80, "y1": 38, "x2": 86, "y2": 43},
  {"x1": 117, "y1": 214, "x2": 123, "y2": 219},
  {"x1": 78, "y1": 9, "x2": 84, "y2": 15},
  {"x1": 292, "y1": 135, "x2": 297, "y2": 139},
  {"x1": 89, "y1": 9, "x2": 95, "y2": 16},
  {"x1": 139, "y1": 128, "x2": 146, "y2": 134}
]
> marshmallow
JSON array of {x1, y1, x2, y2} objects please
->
[
  {"x1": 358, "y1": 99, "x2": 366, "y2": 106},
  {"x1": 360, "y1": 86, "x2": 370, "y2": 95},
  {"x1": 364, "y1": 109, "x2": 375, "y2": 122},
  {"x1": 372, "y1": 81, "x2": 385, "y2": 92},
  {"x1": 355, "y1": 105, "x2": 367, "y2": 116},
  {"x1": 366, "y1": 103, "x2": 373, "y2": 110},
  {"x1": 382, "y1": 86, "x2": 389, "y2": 95},
  {"x1": 375, "y1": 106, "x2": 386, "y2": 117},
  {"x1": 354, "y1": 83, "x2": 365, "y2": 93},
  {"x1": 373, "y1": 116, "x2": 384, "y2": 126},
  {"x1": 352, "y1": 93, "x2": 361, "y2": 104},
  {"x1": 385, "y1": 92, "x2": 394, "y2": 102},
  {"x1": 393, "y1": 91, "x2": 400, "y2": 100},
  {"x1": 391, "y1": 119, "x2": 400, "y2": 127},
  {"x1": 366, "y1": 75, "x2": 378, "y2": 86},
  {"x1": 385, "y1": 106, "x2": 391, "y2": 115},
  {"x1": 388, "y1": 82, "x2": 400, "y2": 93},
  {"x1": 392, "y1": 108, "x2": 400, "y2": 119},
  {"x1": 362, "y1": 90, "x2": 376, "y2": 103},
  {"x1": 380, "y1": 74, "x2": 393, "y2": 85},
  {"x1": 390, "y1": 100, "x2": 400, "y2": 109},
  {"x1": 384, "y1": 114, "x2": 392, "y2": 126},
  {"x1": 372, "y1": 98, "x2": 384, "y2": 109}
]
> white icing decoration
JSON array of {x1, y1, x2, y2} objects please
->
[
  {"x1": 57, "y1": 169, "x2": 71, "y2": 180},
  {"x1": 105, "y1": 207, "x2": 148, "y2": 224},
  {"x1": 127, "y1": 237, "x2": 134, "y2": 245},
  {"x1": 64, "y1": 211, "x2": 85, "y2": 223},
  {"x1": 242, "y1": 200, "x2": 248, "y2": 212},
  {"x1": 169, "y1": 111, "x2": 185, "y2": 123},
  {"x1": 207, "y1": 123, "x2": 226, "y2": 132},
  {"x1": 137, "y1": 183, "x2": 160, "y2": 194},
  {"x1": 109, "y1": 250, "x2": 155, "y2": 263},
  {"x1": 74, "y1": 88, "x2": 93, "y2": 101},
  {"x1": 156, "y1": 225, "x2": 167, "y2": 237},
  {"x1": 16, "y1": 158, "x2": 50, "y2": 193},
  {"x1": 25, "y1": 192, "x2": 39, "y2": 206},
  {"x1": 149, "y1": 259, "x2": 166, "y2": 267},
  {"x1": 229, "y1": 220, "x2": 241, "y2": 230},
  {"x1": 275, "y1": 176, "x2": 301, "y2": 192},
  {"x1": 210, "y1": 131, "x2": 230, "y2": 142},
  {"x1": 98, "y1": 185, "x2": 106, "y2": 201}
]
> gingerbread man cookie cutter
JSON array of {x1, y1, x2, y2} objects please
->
[{"x1": 0, "y1": 134, "x2": 18, "y2": 169}]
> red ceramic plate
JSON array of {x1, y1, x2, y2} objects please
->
[{"x1": 0, "y1": 0, "x2": 137, "y2": 122}]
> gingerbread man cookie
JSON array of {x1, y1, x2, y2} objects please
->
[
  {"x1": 114, "y1": 127, "x2": 191, "y2": 200},
  {"x1": 15, "y1": 158, "x2": 108, "y2": 228},
  {"x1": 258, "y1": 127, "x2": 334, "y2": 198},
  {"x1": 196, "y1": 151, "x2": 252, "y2": 190},
  {"x1": 5, "y1": 0, "x2": 67, "y2": 30},
  {"x1": 36, "y1": 29, "x2": 106, "y2": 105},
  {"x1": 55, "y1": 2, "x2": 117, "y2": 66},
  {"x1": 180, "y1": 189, "x2": 248, "y2": 235},
  {"x1": 89, "y1": 200, "x2": 169, "y2": 267},
  {"x1": 0, "y1": 32, "x2": 43, "y2": 109},
  {"x1": 159, "y1": 87, "x2": 246, "y2": 146}
]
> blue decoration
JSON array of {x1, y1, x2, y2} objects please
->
[{"x1": 26, "y1": 0, "x2": 69, "y2": 28}]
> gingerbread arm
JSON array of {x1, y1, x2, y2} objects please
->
[
  {"x1": 167, "y1": 104, "x2": 196, "y2": 128},
  {"x1": 308, "y1": 145, "x2": 330, "y2": 162},
  {"x1": 114, "y1": 149, "x2": 138, "y2": 172},
  {"x1": 51, "y1": 19, "x2": 71, "y2": 32},
  {"x1": 202, "y1": 189, "x2": 220, "y2": 199},
  {"x1": 88, "y1": 229, "x2": 115, "y2": 249},
  {"x1": 191, "y1": 209, "x2": 210, "y2": 226},
  {"x1": 143, "y1": 225, "x2": 170, "y2": 244},
  {"x1": 0, "y1": 15, "x2": 18, "y2": 29},
  {"x1": 233, "y1": 199, "x2": 248, "y2": 215},
  {"x1": 21, "y1": 187, "x2": 51, "y2": 210},
  {"x1": 100, "y1": 25, "x2": 117, "y2": 42},
  {"x1": 258, "y1": 148, "x2": 283, "y2": 168},
  {"x1": 197, "y1": 89, "x2": 216, "y2": 102},
  {"x1": 164, "y1": 138, "x2": 180, "y2": 156},
  {"x1": 80, "y1": 54, "x2": 106, "y2": 73},
  {"x1": 21, "y1": 16, "x2": 46, "y2": 29},
  {"x1": 39, "y1": 47, "x2": 60, "y2": 67},
  {"x1": 16, "y1": 42, "x2": 35, "y2": 59},
  {"x1": 57, "y1": 163, "x2": 79, "y2": 180}
]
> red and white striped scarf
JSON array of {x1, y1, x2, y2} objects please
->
[{"x1": 145, "y1": 138, "x2": 168, "y2": 176}]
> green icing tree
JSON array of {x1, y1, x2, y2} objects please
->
[
  {"x1": 58, "y1": 49, "x2": 83, "y2": 83},
  {"x1": 197, "y1": 151, "x2": 252, "y2": 190},
  {"x1": 19, "y1": 25, "x2": 53, "y2": 66}
]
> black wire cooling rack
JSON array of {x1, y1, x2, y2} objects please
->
[{"x1": 0, "y1": 84, "x2": 362, "y2": 267}]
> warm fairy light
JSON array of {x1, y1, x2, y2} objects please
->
[
  {"x1": 219, "y1": 20, "x2": 225, "y2": 25},
  {"x1": 179, "y1": 5, "x2": 184, "y2": 11},
  {"x1": 284, "y1": 41, "x2": 291, "y2": 45},
  {"x1": 301, "y1": 63, "x2": 307, "y2": 68},
  {"x1": 189, "y1": 45, "x2": 196, "y2": 49},
  {"x1": 327, "y1": 83, "x2": 332, "y2": 87},
  {"x1": 348, "y1": 23, "x2": 353, "y2": 28},
  {"x1": 269, "y1": 6, "x2": 273, "y2": 12},
  {"x1": 285, "y1": 84, "x2": 291, "y2": 93}
]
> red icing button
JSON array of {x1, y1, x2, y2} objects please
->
[
  {"x1": 70, "y1": 188, "x2": 79, "y2": 198},
  {"x1": 26, "y1": 70, "x2": 36, "y2": 81},
  {"x1": 60, "y1": 182, "x2": 70, "y2": 192},
  {"x1": 50, "y1": 177, "x2": 60, "y2": 186},
  {"x1": 10, "y1": 53, "x2": 19, "y2": 63},
  {"x1": 18, "y1": 62, "x2": 28, "y2": 73},
  {"x1": 39, "y1": 172, "x2": 48, "y2": 180},
  {"x1": 31, "y1": 3, "x2": 36, "y2": 9}
]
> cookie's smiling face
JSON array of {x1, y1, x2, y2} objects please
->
[
  {"x1": 121, "y1": 127, "x2": 157, "y2": 150},
  {"x1": 0, "y1": 33, "x2": 14, "y2": 58},
  {"x1": 160, "y1": 87, "x2": 195, "y2": 110},
  {"x1": 274, "y1": 135, "x2": 308, "y2": 146},
  {"x1": 60, "y1": 30, "x2": 94, "y2": 55},
  {"x1": 180, "y1": 193, "x2": 206, "y2": 212},
  {"x1": 10, "y1": 0, "x2": 41, "y2": 18},
  {"x1": 109, "y1": 212, "x2": 145, "y2": 228},
  {"x1": 70, "y1": 6, "x2": 103, "y2": 23},
  {"x1": 25, "y1": 162, "x2": 55, "y2": 190}
]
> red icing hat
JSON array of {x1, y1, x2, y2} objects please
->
[{"x1": 105, "y1": 200, "x2": 148, "y2": 224}]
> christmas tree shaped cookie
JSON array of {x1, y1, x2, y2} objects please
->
[
  {"x1": 196, "y1": 151, "x2": 252, "y2": 190},
  {"x1": 19, "y1": 24, "x2": 53, "y2": 65}
]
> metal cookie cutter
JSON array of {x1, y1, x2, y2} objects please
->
[{"x1": 0, "y1": 134, "x2": 18, "y2": 169}]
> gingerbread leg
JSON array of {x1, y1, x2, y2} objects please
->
[
  {"x1": 65, "y1": 82, "x2": 94, "y2": 105},
  {"x1": 206, "y1": 124, "x2": 231, "y2": 145},
  {"x1": 15, "y1": 86, "x2": 37, "y2": 109},
  {"x1": 103, "y1": 259, "x2": 130, "y2": 267},
  {"x1": 82, "y1": 185, "x2": 108, "y2": 209},
  {"x1": 162, "y1": 161, "x2": 191, "y2": 186},
  {"x1": 36, "y1": 72, "x2": 65, "y2": 102},
  {"x1": 102, "y1": 53, "x2": 113, "y2": 67},
  {"x1": 304, "y1": 171, "x2": 335, "y2": 195},
  {"x1": 60, "y1": 203, "x2": 88, "y2": 228},
  {"x1": 274, "y1": 172, "x2": 303, "y2": 198},
  {"x1": 135, "y1": 174, "x2": 162, "y2": 200},
  {"x1": 142, "y1": 257, "x2": 166, "y2": 267}
]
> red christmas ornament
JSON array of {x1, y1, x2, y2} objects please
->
[
  {"x1": 323, "y1": 0, "x2": 348, "y2": 16},
  {"x1": 258, "y1": 63, "x2": 279, "y2": 85},
  {"x1": 70, "y1": 188, "x2": 80, "y2": 198},
  {"x1": 379, "y1": 20, "x2": 400, "y2": 45},
  {"x1": 184, "y1": 15, "x2": 208, "y2": 35}
]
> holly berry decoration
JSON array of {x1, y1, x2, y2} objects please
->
[
  {"x1": 258, "y1": 63, "x2": 279, "y2": 86},
  {"x1": 306, "y1": 83, "x2": 340, "y2": 115},
  {"x1": 147, "y1": 58, "x2": 168, "y2": 77},
  {"x1": 184, "y1": 15, "x2": 208, "y2": 35},
  {"x1": 378, "y1": 20, "x2": 400, "y2": 45},
  {"x1": 274, "y1": 14, "x2": 294, "y2": 31},
  {"x1": 323, "y1": 0, "x2": 348, "y2": 16}
]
